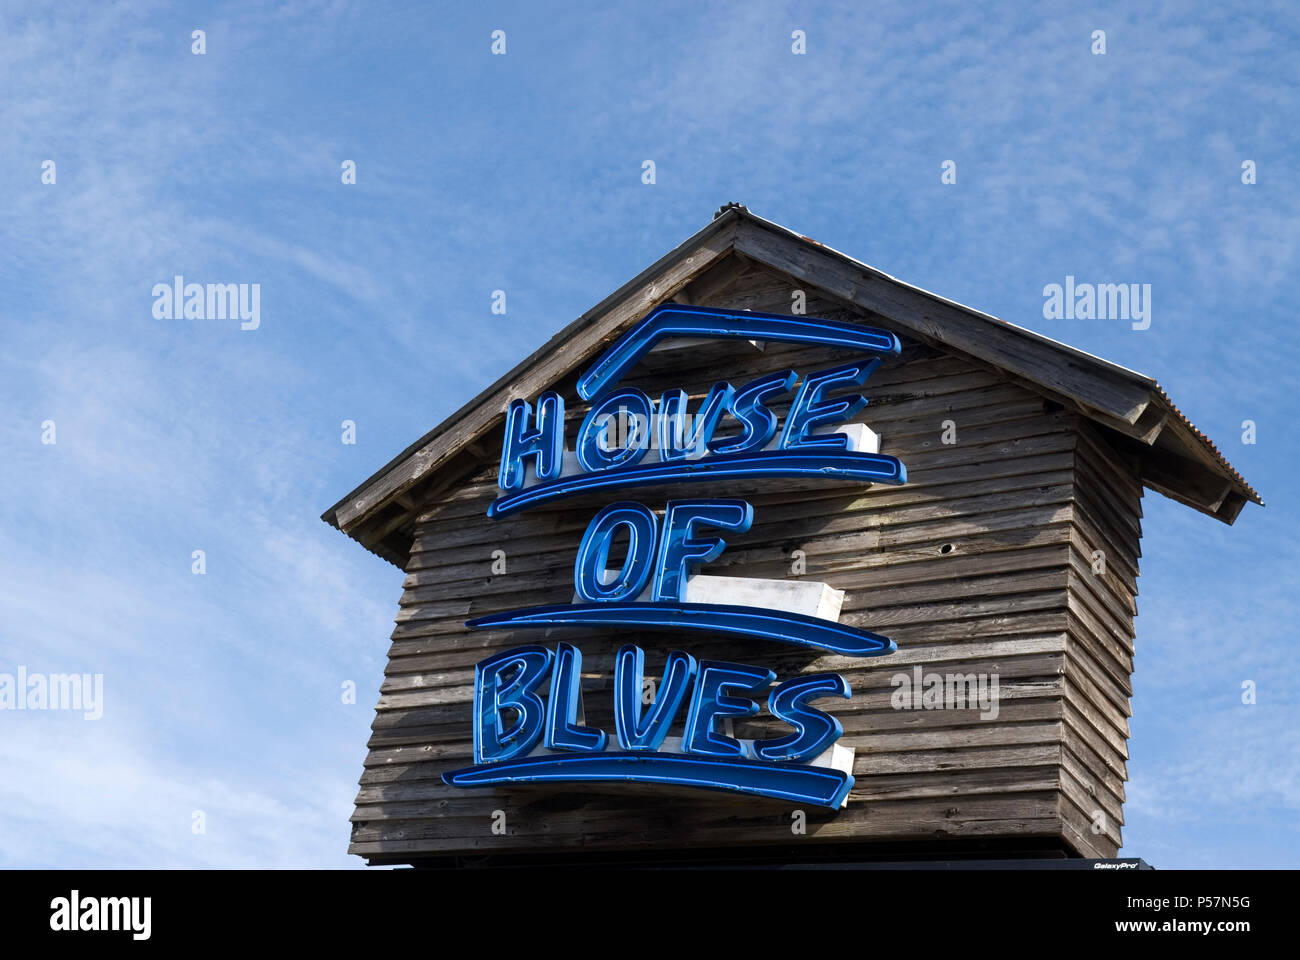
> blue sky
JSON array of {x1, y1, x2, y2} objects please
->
[{"x1": 1, "y1": 0, "x2": 1295, "y2": 867}]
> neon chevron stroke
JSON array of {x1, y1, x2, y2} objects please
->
[
  {"x1": 442, "y1": 752, "x2": 854, "y2": 808},
  {"x1": 576, "y1": 304, "x2": 900, "y2": 402},
  {"x1": 487, "y1": 448, "x2": 906, "y2": 518},
  {"x1": 468, "y1": 602, "x2": 896, "y2": 658}
]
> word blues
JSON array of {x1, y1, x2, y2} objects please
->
[{"x1": 473, "y1": 642, "x2": 849, "y2": 764}]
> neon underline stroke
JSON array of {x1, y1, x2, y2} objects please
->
[
  {"x1": 467, "y1": 602, "x2": 895, "y2": 658},
  {"x1": 576, "y1": 304, "x2": 900, "y2": 402},
  {"x1": 442, "y1": 752, "x2": 854, "y2": 808},
  {"x1": 487, "y1": 449, "x2": 906, "y2": 518}
]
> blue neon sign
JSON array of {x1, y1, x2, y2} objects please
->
[{"x1": 444, "y1": 305, "x2": 907, "y2": 808}]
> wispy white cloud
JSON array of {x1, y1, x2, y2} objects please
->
[{"x1": 0, "y1": 718, "x2": 360, "y2": 868}]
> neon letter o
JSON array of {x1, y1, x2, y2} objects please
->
[{"x1": 574, "y1": 502, "x2": 658, "y2": 602}]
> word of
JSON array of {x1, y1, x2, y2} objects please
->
[{"x1": 471, "y1": 497, "x2": 894, "y2": 657}]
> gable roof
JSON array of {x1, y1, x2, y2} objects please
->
[{"x1": 323, "y1": 204, "x2": 1262, "y2": 566}]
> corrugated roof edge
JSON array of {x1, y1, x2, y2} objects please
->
[{"x1": 1153, "y1": 385, "x2": 1262, "y2": 506}]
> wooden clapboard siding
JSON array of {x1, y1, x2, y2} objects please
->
[
  {"x1": 1049, "y1": 421, "x2": 1144, "y2": 857},
  {"x1": 345, "y1": 259, "x2": 1156, "y2": 863}
]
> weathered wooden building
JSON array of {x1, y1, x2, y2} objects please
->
[{"x1": 323, "y1": 204, "x2": 1260, "y2": 866}]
